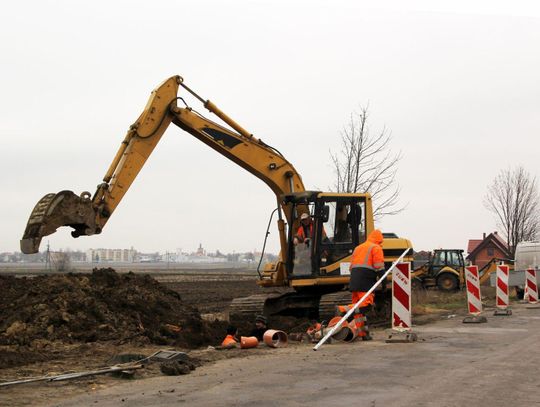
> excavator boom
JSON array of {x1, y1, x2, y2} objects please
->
[{"x1": 21, "y1": 76, "x2": 304, "y2": 256}]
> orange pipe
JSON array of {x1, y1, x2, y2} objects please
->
[
  {"x1": 240, "y1": 336, "x2": 259, "y2": 349},
  {"x1": 331, "y1": 326, "x2": 351, "y2": 341},
  {"x1": 328, "y1": 318, "x2": 358, "y2": 342},
  {"x1": 328, "y1": 316, "x2": 348, "y2": 329},
  {"x1": 343, "y1": 321, "x2": 359, "y2": 342},
  {"x1": 263, "y1": 330, "x2": 288, "y2": 348}
]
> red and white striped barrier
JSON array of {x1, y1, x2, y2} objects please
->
[
  {"x1": 386, "y1": 262, "x2": 417, "y2": 343},
  {"x1": 392, "y1": 262, "x2": 412, "y2": 330},
  {"x1": 465, "y1": 266, "x2": 482, "y2": 314},
  {"x1": 463, "y1": 265, "x2": 487, "y2": 323},
  {"x1": 525, "y1": 268, "x2": 539, "y2": 303},
  {"x1": 494, "y1": 264, "x2": 511, "y2": 316},
  {"x1": 496, "y1": 265, "x2": 510, "y2": 308}
]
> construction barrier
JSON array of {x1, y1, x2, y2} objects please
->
[
  {"x1": 391, "y1": 262, "x2": 412, "y2": 329},
  {"x1": 525, "y1": 268, "x2": 539, "y2": 304},
  {"x1": 463, "y1": 265, "x2": 487, "y2": 323},
  {"x1": 494, "y1": 264, "x2": 512, "y2": 316},
  {"x1": 386, "y1": 262, "x2": 417, "y2": 343},
  {"x1": 313, "y1": 248, "x2": 411, "y2": 351}
]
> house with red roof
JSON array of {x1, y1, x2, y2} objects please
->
[{"x1": 466, "y1": 231, "x2": 511, "y2": 269}]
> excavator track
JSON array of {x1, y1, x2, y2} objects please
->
[
  {"x1": 229, "y1": 290, "x2": 322, "y2": 327},
  {"x1": 229, "y1": 288, "x2": 392, "y2": 329},
  {"x1": 318, "y1": 291, "x2": 353, "y2": 321},
  {"x1": 228, "y1": 294, "x2": 271, "y2": 325}
]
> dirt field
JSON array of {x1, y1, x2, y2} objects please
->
[{"x1": 0, "y1": 266, "x2": 500, "y2": 406}]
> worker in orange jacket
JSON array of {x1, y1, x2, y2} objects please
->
[
  {"x1": 294, "y1": 213, "x2": 327, "y2": 247},
  {"x1": 337, "y1": 229, "x2": 385, "y2": 340},
  {"x1": 294, "y1": 213, "x2": 314, "y2": 245},
  {"x1": 221, "y1": 325, "x2": 239, "y2": 348}
]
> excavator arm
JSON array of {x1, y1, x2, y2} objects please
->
[{"x1": 21, "y1": 75, "x2": 305, "y2": 255}]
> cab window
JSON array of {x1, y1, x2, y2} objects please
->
[{"x1": 320, "y1": 199, "x2": 366, "y2": 266}]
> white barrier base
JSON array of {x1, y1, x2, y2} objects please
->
[
  {"x1": 463, "y1": 315, "x2": 487, "y2": 324},
  {"x1": 493, "y1": 308, "x2": 512, "y2": 316},
  {"x1": 385, "y1": 329, "x2": 418, "y2": 343}
]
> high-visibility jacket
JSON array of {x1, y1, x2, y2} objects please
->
[
  {"x1": 221, "y1": 334, "x2": 237, "y2": 347},
  {"x1": 296, "y1": 223, "x2": 314, "y2": 242},
  {"x1": 349, "y1": 229, "x2": 384, "y2": 293},
  {"x1": 350, "y1": 229, "x2": 384, "y2": 270}
]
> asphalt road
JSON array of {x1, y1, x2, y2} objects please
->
[{"x1": 48, "y1": 303, "x2": 540, "y2": 407}]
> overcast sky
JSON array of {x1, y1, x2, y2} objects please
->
[{"x1": 1, "y1": 0, "x2": 539, "y2": 255}]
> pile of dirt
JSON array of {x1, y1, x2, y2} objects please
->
[{"x1": 0, "y1": 269, "x2": 214, "y2": 357}]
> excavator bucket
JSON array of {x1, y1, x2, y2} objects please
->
[{"x1": 20, "y1": 191, "x2": 98, "y2": 254}]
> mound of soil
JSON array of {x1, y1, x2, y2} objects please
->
[{"x1": 0, "y1": 269, "x2": 211, "y2": 354}]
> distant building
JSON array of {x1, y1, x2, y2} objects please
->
[
  {"x1": 467, "y1": 232, "x2": 511, "y2": 269},
  {"x1": 195, "y1": 243, "x2": 205, "y2": 256},
  {"x1": 86, "y1": 248, "x2": 136, "y2": 263}
]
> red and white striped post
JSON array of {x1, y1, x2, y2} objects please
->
[
  {"x1": 386, "y1": 262, "x2": 417, "y2": 343},
  {"x1": 525, "y1": 268, "x2": 539, "y2": 304},
  {"x1": 494, "y1": 264, "x2": 512, "y2": 316},
  {"x1": 463, "y1": 265, "x2": 487, "y2": 323}
]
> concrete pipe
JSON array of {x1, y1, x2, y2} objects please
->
[
  {"x1": 240, "y1": 336, "x2": 259, "y2": 349},
  {"x1": 263, "y1": 329, "x2": 288, "y2": 348}
]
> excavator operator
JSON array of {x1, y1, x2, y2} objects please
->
[
  {"x1": 337, "y1": 229, "x2": 385, "y2": 340},
  {"x1": 294, "y1": 213, "x2": 314, "y2": 246}
]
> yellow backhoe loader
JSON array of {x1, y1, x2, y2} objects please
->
[
  {"x1": 21, "y1": 75, "x2": 413, "y2": 321},
  {"x1": 411, "y1": 249, "x2": 513, "y2": 292}
]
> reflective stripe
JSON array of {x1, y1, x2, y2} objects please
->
[
  {"x1": 351, "y1": 244, "x2": 376, "y2": 269},
  {"x1": 351, "y1": 264, "x2": 376, "y2": 270},
  {"x1": 362, "y1": 244, "x2": 374, "y2": 266}
]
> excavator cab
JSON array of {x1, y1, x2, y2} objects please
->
[{"x1": 284, "y1": 192, "x2": 368, "y2": 279}]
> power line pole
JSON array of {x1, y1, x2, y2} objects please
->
[{"x1": 45, "y1": 241, "x2": 51, "y2": 271}]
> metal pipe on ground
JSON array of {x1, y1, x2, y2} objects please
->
[{"x1": 0, "y1": 365, "x2": 143, "y2": 387}]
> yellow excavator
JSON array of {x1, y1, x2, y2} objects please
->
[{"x1": 21, "y1": 75, "x2": 413, "y2": 321}]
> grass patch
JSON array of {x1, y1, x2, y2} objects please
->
[{"x1": 412, "y1": 289, "x2": 467, "y2": 316}]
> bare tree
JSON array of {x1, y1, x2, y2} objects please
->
[
  {"x1": 52, "y1": 250, "x2": 72, "y2": 272},
  {"x1": 484, "y1": 166, "x2": 540, "y2": 257},
  {"x1": 330, "y1": 106, "x2": 404, "y2": 219}
]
